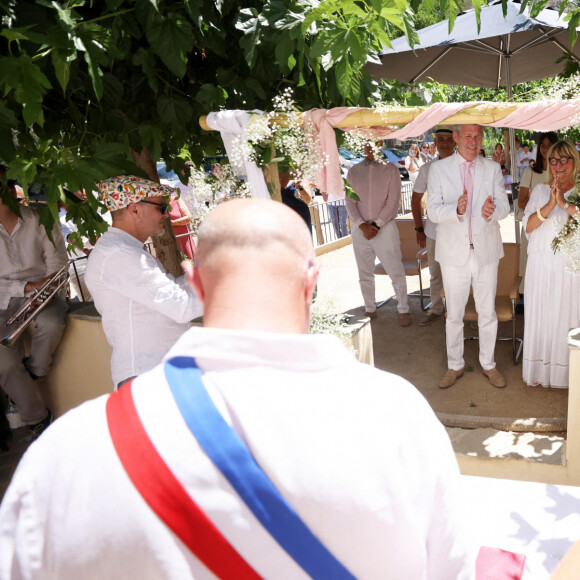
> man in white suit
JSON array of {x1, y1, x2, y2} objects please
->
[{"x1": 427, "y1": 124, "x2": 510, "y2": 389}]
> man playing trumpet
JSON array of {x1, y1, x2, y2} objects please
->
[{"x1": 0, "y1": 167, "x2": 68, "y2": 439}]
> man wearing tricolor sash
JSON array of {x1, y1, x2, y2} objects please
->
[{"x1": 0, "y1": 199, "x2": 473, "y2": 579}]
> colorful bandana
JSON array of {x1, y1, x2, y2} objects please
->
[{"x1": 98, "y1": 176, "x2": 175, "y2": 211}]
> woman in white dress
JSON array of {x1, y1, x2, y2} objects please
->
[
  {"x1": 522, "y1": 140, "x2": 580, "y2": 388},
  {"x1": 516, "y1": 132, "x2": 558, "y2": 291},
  {"x1": 404, "y1": 143, "x2": 423, "y2": 184}
]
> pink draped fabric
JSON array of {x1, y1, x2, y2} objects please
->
[
  {"x1": 486, "y1": 98, "x2": 580, "y2": 131},
  {"x1": 305, "y1": 107, "x2": 365, "y2": 199},
  {"x1": 304, "y1": 103, "x2": 476, "y2": 199}
]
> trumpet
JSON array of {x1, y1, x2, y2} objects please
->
[{"x1": 2, "y1": 262, "x2": 71, "y2": 348}]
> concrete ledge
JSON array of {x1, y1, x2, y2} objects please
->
[
  {"x1": 315, "y1": 235, "x2": 352, "y2": 256},
  {"x1": 438, "y1": 412, "x2": 567, "y2": 432}
]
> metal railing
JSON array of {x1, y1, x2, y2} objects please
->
[
  {"x1": 139, "y1": 185, "x2": 415, "y2": 253},
  {"x1": 309, "y1": 200, "x2": 351, "y2": 247},
  {"x1": 400, "y1": 181, "x2": 413, "y2": 215},
  {"x1": 308, "y1": 181, "x2": 414, "y2": 248}
]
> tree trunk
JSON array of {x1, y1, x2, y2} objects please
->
[{"x1": 130, "y1": 147, "x2": 184, "y2": 278}]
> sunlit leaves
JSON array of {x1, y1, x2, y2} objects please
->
[{"x1": 0, "y1": 56, "x2": 51, "y2": 126}]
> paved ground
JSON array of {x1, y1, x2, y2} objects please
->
[{"x1": 315, "y1": 211, "x2": 568, "y2": 431}]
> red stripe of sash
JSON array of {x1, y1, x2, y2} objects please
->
[{"x1": 106, "y1": 381, "x2": 262, "y2": 580}]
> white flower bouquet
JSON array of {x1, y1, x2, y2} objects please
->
[{"x1": 551, "y1": 184, "x2": 580, "y2": 274}]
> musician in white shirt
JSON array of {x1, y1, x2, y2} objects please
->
[
  {"x1": 0, "y1": 169, "x2": 68, "y2": 438},
  {"x1": 85, "y1": 176, "x2": 203, "y2": 388}
]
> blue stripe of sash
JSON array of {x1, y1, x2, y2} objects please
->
[{"x1": 164, "y1": 356, "x2": 356, "y2": 580}]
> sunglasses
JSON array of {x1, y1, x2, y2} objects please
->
[
  {"x1": 140, "y1": 199, "x2": 169, "y2": 214},
  {"x1": 549, "y1": 157, "x2": 572, "y2": 166},
  {"x1": 421, "y1": 145, "x2": 429, "y2": 149}
]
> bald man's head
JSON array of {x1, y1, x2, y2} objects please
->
[
  {"x1": 188, "y1": 198, "x2": 318, "y2": 334},
  {"x1": 197, "y1": 198, "x2": 314, "y2": 267}
]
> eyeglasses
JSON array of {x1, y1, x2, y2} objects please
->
[
  {"x1": 421, "y1": 145, "x2": 429, "y2": 149},
  {"x1": 140, "y1": 199, "x2": 169, "y2": 214},
  {"x1": 549, "y1": 157, "x2": 572, "y2": 166}
]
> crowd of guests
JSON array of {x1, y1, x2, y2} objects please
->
[{"x1": 383, "y1": 131, "x2": 580, "y2": 391}]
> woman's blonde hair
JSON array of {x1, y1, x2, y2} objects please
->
[{"x1": 547, "y1": 140, "x2": 580, "y2": 186}]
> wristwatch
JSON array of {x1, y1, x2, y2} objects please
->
[{"x1": 415, "y1": 226, "x2": 424, "y2": 233}]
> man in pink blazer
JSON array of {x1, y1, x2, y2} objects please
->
[{"x1": 427, "y1": 124, "x2": 510, "y2": 389}]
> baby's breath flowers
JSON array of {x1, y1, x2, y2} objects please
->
[
  {"x1": 308, "y1": 298, "x2": 356, "y2": 354},
  {"x1": 233, "y1": 88, "x2": 328, "y2": 188},
  {"x1": 184, "y1": 164, "x2": 252, "y2": 233},
  {"x1": 552, "y1": 188, "x2": 580, "y2": 274},
  {"x1": 342, "y1": 130, "x2": 386, "y2": 163}
]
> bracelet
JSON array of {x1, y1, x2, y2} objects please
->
[{"x1": 536, "y1": 208, "x2": 547, "y2": 222}]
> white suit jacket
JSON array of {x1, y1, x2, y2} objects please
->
[{"x1": 426, "y1": 153, "x2": 509, "y2": 267}]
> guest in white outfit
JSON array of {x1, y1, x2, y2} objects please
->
[
  {"x1": 411, "y1": 126, "x2": 456, "y2": 326},
  {"x1": 522, "y1": 139, "x2": 580, "y2": 388},
  {"x1": 428, "y1": 142, "x2": 438, "y2": 161},
  {"x1": 85, "y1": 176, "x2": 203, "y2": 389},
  {"x1": 516, "y1": 132, "x2": 558, "y2": 293},
  {"x1": 346, "y1": 142, "x2": 411, "y2": 326},
  {"x1": 404, "y1": 143, "x2": 424, "y2": 184},
  {"x1": 427, "y1": 124, "x2": 510, "y2": 389}
]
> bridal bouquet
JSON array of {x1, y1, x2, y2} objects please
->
[{"x1": 551, "y1": 182, "x2": 580, "y2": 274}]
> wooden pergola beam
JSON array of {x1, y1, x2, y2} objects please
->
[{"x1": 199, "y1": 102, "x2": 523, "y2": 132}]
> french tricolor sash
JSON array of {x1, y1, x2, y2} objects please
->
[{"x1": 106, "y1": 356, "x2": 356, "y2": 579}]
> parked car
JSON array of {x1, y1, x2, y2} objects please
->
[
  {"x1": 338, "y1": 148, "x2": 363, "y2": 171},
  {"x1": 381, "y1": 147, "x2": 410, "y2": 181},
  {"x1": 156, "y1": 161, "x2": 179, "y2": 182}
]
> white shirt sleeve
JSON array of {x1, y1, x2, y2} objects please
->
[{"x1": 101, "y1": 249, "x2": 202, "y2": 323}]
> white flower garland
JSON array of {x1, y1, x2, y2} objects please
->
[
  {"x1": 183, "y1": 164, "x2": 252, "y2": 232},
  {"x1": 232, "y1": 88, "x2": 328, "y2": 187}
]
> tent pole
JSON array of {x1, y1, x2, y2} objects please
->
[{"x1": 505, "y1": 48, "x2": 521, "y2": 244}]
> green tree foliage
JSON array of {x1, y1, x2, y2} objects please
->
[
  {"x1": 0, "y1": 0, "x2": 577, "y2": 239},
  {"x1": 0, "y1": 0, "x2": 423, "y2": 237}
]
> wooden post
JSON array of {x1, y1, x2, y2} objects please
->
[{"x1": 261, "y1": 152, "x2": 282, "y2": 202}]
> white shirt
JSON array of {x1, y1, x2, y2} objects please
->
[
  {"x1": 0, "y1": 327, "x2": 474, "y2": 580},
  {"x1": 413, "y1": 160, "x2": 437, "y2": 240},
  {"x1": 405, "y1": 155, "x2": 424, "y2": 174},
  {"x1": 85, "y1": 227, "x2": 203, "y2": 386},
  {"x1": 0, "y1": 206, "x2": 68, "y2": 310},
  {"x1": 517, "y1": 148, "x2": 533, "y2": 168}
]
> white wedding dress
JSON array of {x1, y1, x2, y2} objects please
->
[{"x1": 522, "y1": 184, "x2": 580, "y2": 388}]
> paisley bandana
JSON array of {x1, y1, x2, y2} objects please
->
[{"x1": 98, "y1": 176, "x2": 175, "y2": 211}]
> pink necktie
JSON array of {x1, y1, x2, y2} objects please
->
[{"x1": 464, "y1": 161, "x2": 474, "y2": 243}]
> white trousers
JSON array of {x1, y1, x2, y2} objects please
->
[
  {"x1": 352, "y1": 222, "x2": 409, "y2": 314},
  {"x1": 425, "y1": 236, "x2": 444, "y2": 315},
  {"x1": 440, "y1": 252, "x2": 498, "y2": 371}
]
